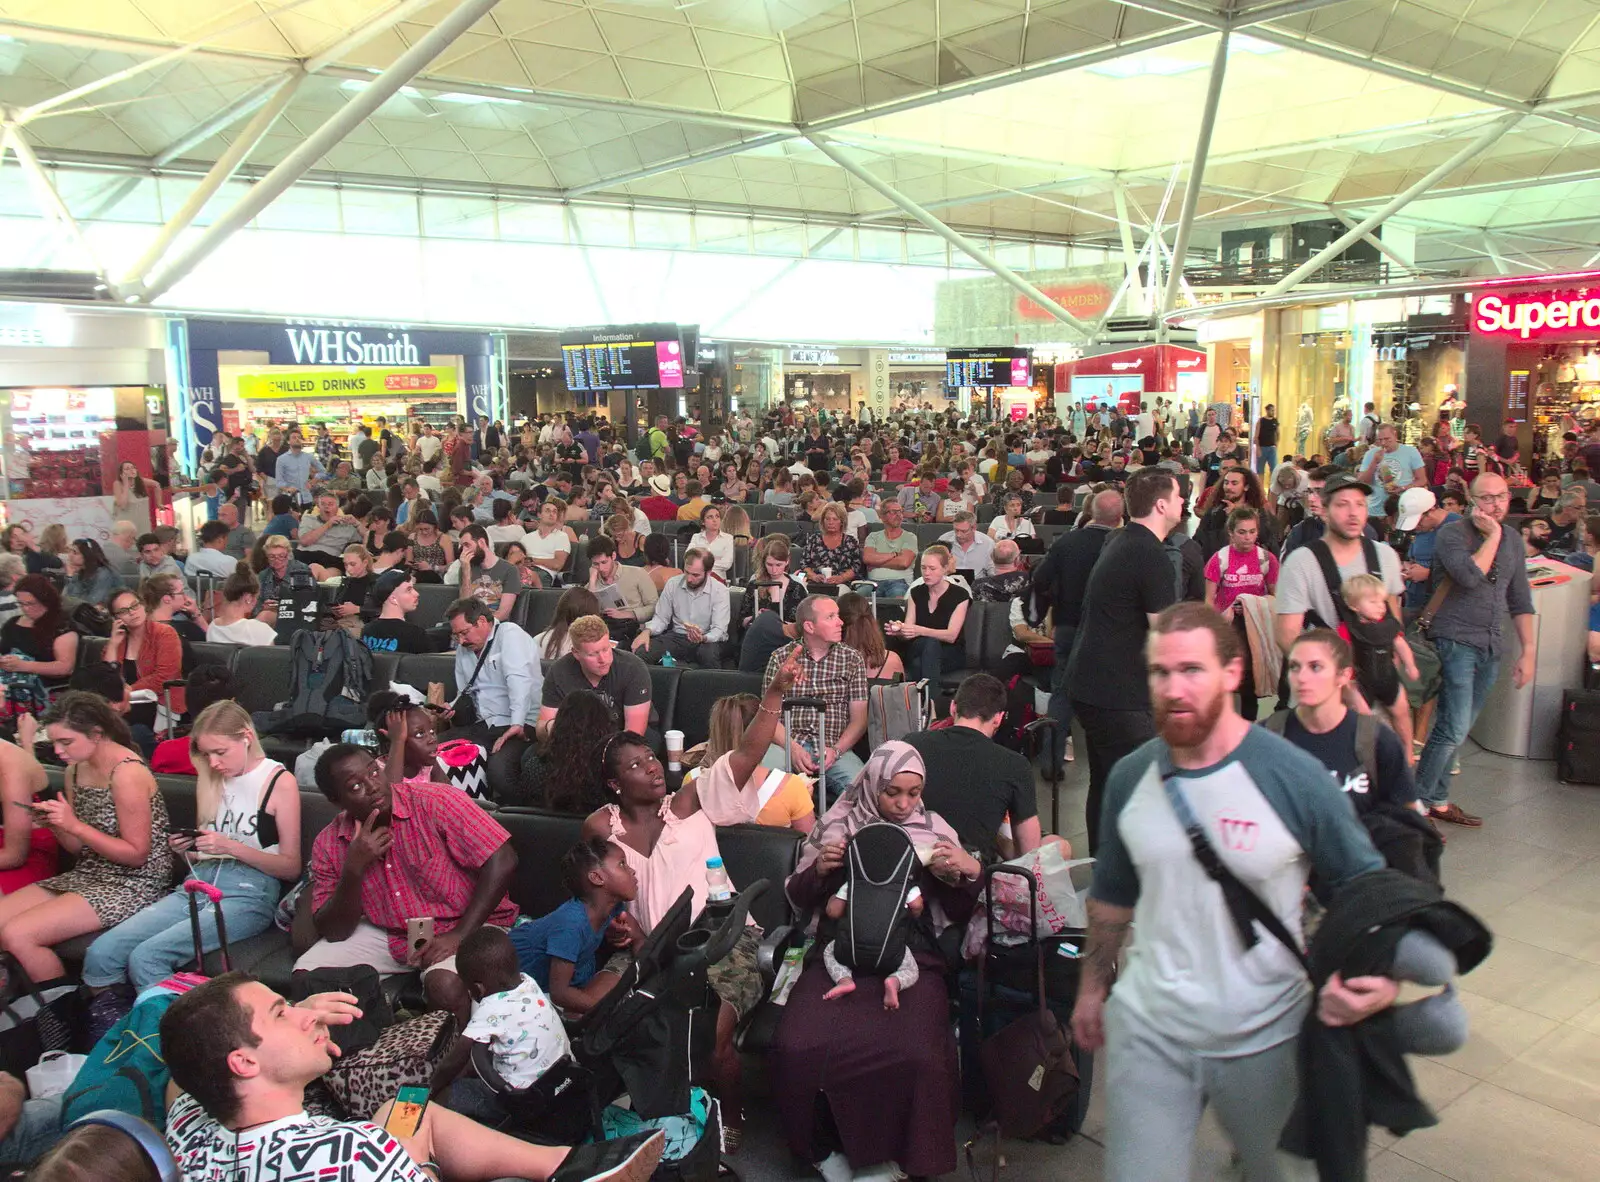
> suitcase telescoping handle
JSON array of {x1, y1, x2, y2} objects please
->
[
  {"x1": 185, "y1": 879, "x2": 230, "y2": 974},
  {"x1": 782, "y1": 696, "x2": 831, "y2": 814},
  {"x1": 979, "y1": 863, "x2": 1049, "y2": 1021}
]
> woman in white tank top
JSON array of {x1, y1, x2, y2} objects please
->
[{"x1": 81, "y1": 702, "x2": 303, "y2": 991}]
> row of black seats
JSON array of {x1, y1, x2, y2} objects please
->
[{"x1": 42, "y1": 769, "x2": 801, "y2": 1005}]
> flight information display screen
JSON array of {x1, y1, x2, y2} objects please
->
[
  {"x1": 560, "y1": 323, "x2": 685, "y2": 390},
  {"x1": 945, "y1": 347, "x2": 1032, "y2": 388}
]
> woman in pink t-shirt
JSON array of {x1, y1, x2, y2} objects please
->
[{"x1": 1203, "y1": 506, "x2": 1279, "y2": 720}]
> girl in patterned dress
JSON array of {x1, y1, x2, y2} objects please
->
[{"x1": 0, "y1": 693, "x2": 169, "y2": 981}]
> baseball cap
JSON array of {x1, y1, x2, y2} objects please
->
[
  {"x1": 1394, "y1": 487, "x2": 1437, "y2": 531},
  {"x1": 1320, "y1": 472, "x2": 1373, "y2": 501},
  {"x1": 373, "y1": 568, "x2": 412, "y2": 606}
]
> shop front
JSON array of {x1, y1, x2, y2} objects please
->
[
  {"x1": 0, "y1": 302, "x2": 172, "y2": 538},
  {"x1": 172, "y1": 319, "x2": 506, "y2": 467},
  {"x1": 1464, "y1": 278, "x2": 1600, "y2": 470},
  {"x1": 1180, "y1": 290, "x2": 1470, "y2": 462}
]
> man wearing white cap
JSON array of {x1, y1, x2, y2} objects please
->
[{"x1": 1394, "y1": 488, "x2": 1459, "y2": 619}]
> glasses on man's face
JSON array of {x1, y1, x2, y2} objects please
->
[
  {"x1": 1475, "y1": 492, "x2": 1512, "y2": 505},
  {"x1": 449, "y1": 625, "x2": 474, "y2": 642}
]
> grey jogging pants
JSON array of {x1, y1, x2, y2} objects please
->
[{"x1": 1104, "y1": 1001, "x2": 1312, "y2": 1182}]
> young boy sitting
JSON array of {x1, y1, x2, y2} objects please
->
[
  {"x1": 430, "y1": 927, "x2": 573, "y2": 1126},
  {"x1": 510, "y1": 838, "x2": 645, "y2": 1015}
]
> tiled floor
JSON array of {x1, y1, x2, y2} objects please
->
[{"x1": 731, "y1": 739, "x2": 1600, "y2": 1180}]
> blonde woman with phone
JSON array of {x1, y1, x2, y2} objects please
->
[{"x1": 80, "y1": 701, "x2": 302, "y2": 992}]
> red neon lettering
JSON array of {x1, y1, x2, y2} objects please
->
[{"x1": 1475, "y1": 290, "x2": 1600, "y2": 338}]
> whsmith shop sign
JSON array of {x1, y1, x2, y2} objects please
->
[{"x1": 180, "y1": 319, "x2": 493, "y2": 455}]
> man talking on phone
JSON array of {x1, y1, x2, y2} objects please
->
[
  {"x1": 1411, "y1": 472, "x2": 1536, "y2": 828},
  {"x1": 161, "y1": 973, "x2": 665, "y2": 1182}
]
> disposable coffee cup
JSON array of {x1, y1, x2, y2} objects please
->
[{"x1": 665, "y1": 729, "x2": 685, "y2": 770}]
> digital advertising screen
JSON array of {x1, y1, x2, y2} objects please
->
[
  {"x1": 560, "y1": 323, "x2": 685, "y2": 390},
  {"x1": 945, "y1": 347, "x2": 1032, "y2": 388}
]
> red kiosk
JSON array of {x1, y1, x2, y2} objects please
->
[{"x1": 1053, "y1": 345, "x2": 1208, "y2": 414}]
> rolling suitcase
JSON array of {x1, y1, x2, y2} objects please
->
[{"x1": 1558, "y1": 688, "x2": 1600, "y2": 784}]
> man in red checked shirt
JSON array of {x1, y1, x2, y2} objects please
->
[{"x1": 296, "y1": 741, "x2": 519, "y2": 1024}]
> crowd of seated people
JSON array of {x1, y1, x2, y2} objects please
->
[{"x1": 0, "y1": 400, "x2": 1550, "y2": 1180}]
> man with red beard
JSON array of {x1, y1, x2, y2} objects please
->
[{"x1": 1071, "y1": 602, "x2": 1394, "y2": 1182}]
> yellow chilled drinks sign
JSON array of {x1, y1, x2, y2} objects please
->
[{"x1": 237, "y1": 367, "x2": 457, "y2": 399}]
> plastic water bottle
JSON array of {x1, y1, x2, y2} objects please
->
[{"x1": 705, "y1": 857, "x2": 733, "y2": 904}]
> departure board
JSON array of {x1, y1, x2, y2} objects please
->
[
  {"x1": 945, "y1": 347, "x2": 1032, "y2": 388},
  {"x1": 560, "y1": 323, "x2": 685, "y2": 390}
]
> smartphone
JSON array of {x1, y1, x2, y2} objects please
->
[
  {"x1": 406, "y1": 916, "x2": 434, "y2": 954},
  {"x1": 171, "y1": 828, "x2": 203, "y2": 839},
  {"x1": 384, "y1": 1086, "x2": 429, "y2": 1137}
]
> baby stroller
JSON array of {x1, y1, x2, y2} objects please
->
[{"x1": 469, "y1": 881, "x2": 768, "y2": 1181}]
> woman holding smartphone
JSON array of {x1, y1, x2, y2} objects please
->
[
  {"x1": 81, "y1": 700, "x2": 301, "y2": 992},
  {"x1": 0, "y1": 693, "x2": 169, "y2": 982}
]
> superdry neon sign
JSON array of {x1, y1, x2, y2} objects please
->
[{"x1": 1474, "y1": 290, "x2": 1600, "y2": 339}]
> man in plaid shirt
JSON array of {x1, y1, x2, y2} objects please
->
[
  {"x1": 762, "y1": 594, "x2": 868, "y2": 801},
  {"x1": 298, "y1": 743, "x2": 519, "y2": 1024}
]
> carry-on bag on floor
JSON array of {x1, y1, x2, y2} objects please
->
[
  {"x1": 61, "y1": 879, "x2": 232, "y2": 1127},
  {"x1": 1558, "y1": 688, "x2": 1600, "y2": 784}
]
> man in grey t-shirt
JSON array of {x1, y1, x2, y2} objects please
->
[
  {"x1": 1073, "y1": 603, "x2": 1390, "y2": 1182},
  {"x1": 1274, "y1": 472, "x2": 1403, "y2": 655}
]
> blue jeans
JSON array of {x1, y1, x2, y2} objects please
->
[
  {"x1": 911, "y1": 635, "x2": 965, "y2": 683},
  {"x1": 1414, "y1": 636, "x2": 1501, "y2": 807},
  {"x1": 1047, "y1": 624, "x2": 1077, "y2": 766},
  {"x1": 0, "y1": 1097, "x2": 61, "y2": 1166},
  {"x1": 1256, "y1": 445, "x2": 1278, "y2": 477},
  {"x1": 874, "y1": 579, "x2": 909, "y2": 597},
  {"x1": 799, "y1": 736, "x2": 865, "y2": 802},
  {"x1": 82, "y1": 862, "x2": 280, "y2": 989}
]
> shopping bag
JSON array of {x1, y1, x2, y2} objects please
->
[{"x1": 963, "y1": 841, "x2": 1092, "y2": 961}]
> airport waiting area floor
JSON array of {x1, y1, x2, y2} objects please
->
[{"x1": 730, "y1": 738, "x2": 1600, "y2": 1180}]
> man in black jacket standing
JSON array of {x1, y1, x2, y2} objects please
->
[{"x1": 1033, "y1": 487, "x2": 1123, "y2": 769}]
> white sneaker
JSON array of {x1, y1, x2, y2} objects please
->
[
  {"x1": 817, "y1": 1151, "x2": 855, "y2": 1182},
  {"x1": 854, "y1": 1163, "x2": 906, "y2": 1182},
  {"x1": 1064, "y1": 737, "x2": 1075, "y2": 763}
]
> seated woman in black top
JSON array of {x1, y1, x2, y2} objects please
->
[
  {"x1": 0, "y1": 576, "x2": 78, "y2": 712},
  {"x1": 886, "y1": 545, "x2": 970, "y2": 683}
]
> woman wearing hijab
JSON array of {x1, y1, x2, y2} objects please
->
[{"x1": 773, "y1": 742, "x2": 983, "y2": 1182}]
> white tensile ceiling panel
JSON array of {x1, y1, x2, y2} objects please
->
[{"x1": 1, "y1": 0, "x2": 1599, "y2": 275}]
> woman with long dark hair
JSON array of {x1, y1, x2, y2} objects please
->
[
  {"x1": 63, "y1": 539, "x2": 119, "y2": 606},
  {"x1": 0, "y1": 576, "x2": 78, "y2": 711},
  {"x1": 99, "y1": 587, "x2": 185, "y2": 728},
  {"x1": 520, "y1": 689, "x2": 616, "y2": 812},
  {"x1": 533, "y1": 587, "x2": 602, "y2": 661}
]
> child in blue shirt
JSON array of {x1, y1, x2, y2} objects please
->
[
  {"x1": 511, "y1": 838, "x2": 643, "y2": 1014},
  {"x1": 262, "y1": 494, "x2": 300, "y2": 544}
]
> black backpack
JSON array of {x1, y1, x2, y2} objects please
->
[
  {"x1": 253, "y1": 627, "x2": 372, "y2": 737},
  {"x1": 834, "y1": 823, "x2": 918, "y2": 976},
  {"x1": 1305, "y1": 535, "x2": 1384, "y2": 632}
]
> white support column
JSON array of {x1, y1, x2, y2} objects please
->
[
  {"x1": 136, "y1": 0, "x2": 504, "y2": 304},
  {"x1": 304, "y1": 0, "x2": 448, "y2": 74},
  {"x1": 806, "y1": 134, "x2": 1093, "y2": 338},
  {"x1": 1112, "y1": 178, "x2": 1144, "y2": 310},
  {"x1": 1330, "y1": 210, "x2": 1416, "y2": 275},
  {"x1": 1162, "y1": 27, "x2": 1230, "y2": 314},
  {"x1": 152, "y1": 76, "x2": 286, "y2": 167},
  {"x1": 1265, "y1": 113, "x2": 1522, "y2": 296},
  {"x1": 121, "y1": 70, "x2": 307, "y2": 291},
  {"x1": 2, "y1": 124, "x2": 115, "y2": 288}
]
